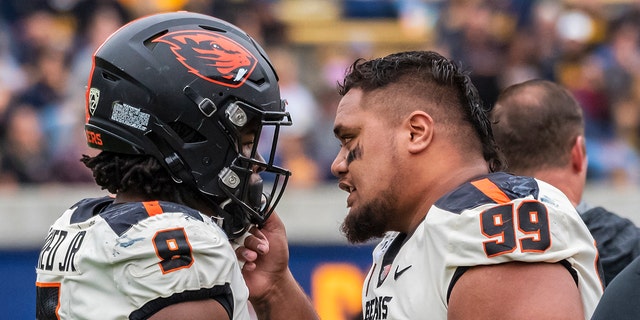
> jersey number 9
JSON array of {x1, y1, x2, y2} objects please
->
[{"x1": 153, "y1": 228, "x2": 194, "y2": 274}]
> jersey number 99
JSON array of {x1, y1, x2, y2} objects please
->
[{"x1": 480, "y1": 201, "x2": 551, "y2": 258}]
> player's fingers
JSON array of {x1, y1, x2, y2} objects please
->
[
  {"x1": 244, "y1": 227, "x2": 269, "y2": 255},
  {"x1": 242, "y1": 261, "x2": 256, "y2": 272},
  {"x1": 232, "y1": 229, "x2": 261, "y2": 269},
  {"x1": 236, "y1": 246, "x2": 258, "y2": 262}
]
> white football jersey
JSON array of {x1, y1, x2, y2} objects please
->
[
  {"x1": 362, "y1": 173, "x2": 603, "y2": 320},
  {"x1": 35, "y1": 197, "x2": 250, "y2": 320}
]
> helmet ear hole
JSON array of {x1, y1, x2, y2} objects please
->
[{"x1": 168, "y1": 122, "x2": 206, "y2": 143}]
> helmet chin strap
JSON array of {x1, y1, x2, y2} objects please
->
[
  {"x1": 214, "y1": 198, "x2": 252, "y2": 239},
  {"x1": 155, "y1": 142, "x2": 256, "y2": 240},
  {"x1": 211, "y1": 170, "x2": 270, "y2": 240},
  {"x1": 148, "y1": 127, "x2": 258, "y2": 239},
  {"x1": 246, "y1": 173, "x2": 266, "y2": 212}
]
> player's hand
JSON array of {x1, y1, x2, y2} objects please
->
[
  {"x1": 235, "y1": 212, "x2": 320, "y2": 319},
  {"x1": 235, "y1": 212, "x2": 290, "y2": 301}
]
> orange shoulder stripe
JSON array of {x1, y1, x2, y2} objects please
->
[
  {"x1": 143, "y1": 201, "x2": 163, "y2": 216},
  {"x1": 470, "y1": 178, "x2": 511, "y2": 204}
]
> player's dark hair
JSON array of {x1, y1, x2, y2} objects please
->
[
  {"x1": 492, "y1": 79, "x2": 584, "y2": 173},
  {"x1": 81, "y1": 152, "x2": 197, "y2": 204},
  {"x1": 338, "y1": 50, "x2": 505, "y2": 172}
]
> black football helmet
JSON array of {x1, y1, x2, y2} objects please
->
[{"x1": 84, "y1": 11, "x2": 291, "y2": 239}]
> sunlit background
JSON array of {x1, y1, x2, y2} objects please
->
[{"x1": 1, "y1": 0, "x2": 640, "y2": 319}]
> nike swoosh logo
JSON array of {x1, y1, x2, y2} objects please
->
[{"x1": 394, "y1": 265, "x2": 412, "y2": 280}]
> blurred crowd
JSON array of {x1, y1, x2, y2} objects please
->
[{"x1": 1, "y1": 0, "x2": 640, "y2": 190}]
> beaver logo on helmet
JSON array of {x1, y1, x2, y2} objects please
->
[{"x1": 154, "y1": 30, "x2": 257, "y2": 88}]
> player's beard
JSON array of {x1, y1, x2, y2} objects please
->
[{"x1": 340, "y1": 188, "x2": 398, "y2": 244}]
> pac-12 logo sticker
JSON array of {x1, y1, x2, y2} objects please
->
[
  {"x1": 88, "y1": 88, "x2": 100, "y2": 115},
  {"x1": 154, "y1": 30, "x2": 257, "y2": 88}
]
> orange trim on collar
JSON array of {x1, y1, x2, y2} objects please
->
[
  {"x1": 470, "y1": 178, "x2": 511, "y2": 204},
  {"x1": 143, "y1": 201, "x2": 163, "y2": 216}
]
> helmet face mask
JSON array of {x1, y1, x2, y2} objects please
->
[
  {"x1": 213, "y1": 100, "x2": 292, "y2": 237},
  {"x1": 84, "y1": 11, "x2": 291, "y2": 238}
]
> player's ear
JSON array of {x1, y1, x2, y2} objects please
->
[
  {"x1": 406, "y1": 111, "x2": 433, "y2": 154},
  {"x1": 571, "y1": 135, "x2": 587, "y2": 173}
]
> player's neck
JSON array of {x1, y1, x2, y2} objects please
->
[
  {"x1": 406, "y1": 160, "x2": 489, "y2": 235},
  {"x1": 528, "y1": 168, "x2": 582, "y2": 207},
  {"x1": 113, "y1": 192, "x2": 151, "y2": 204}
]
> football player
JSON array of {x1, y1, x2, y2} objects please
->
[
  {"x1": 35, "y1": 11, "x2": 318, "y2": 320},
  {"x1": 330, "y1": 51, "x2": 603, "y2": 319},
  {"x1": 491, "y1": 79, "x2": 640, "y2": 286}
]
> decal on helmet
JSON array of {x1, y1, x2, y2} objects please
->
[
  {"x1": 88, "y1": 88, "x2": 100, "y2": 116},
  {"x1": 85, "y1": 129, "x2": 103, "y2": 146},
  {"x1": 110, "y1": 102, "x2": 150, "y2": 131},
  {"x1": 154, "y1": 30, "x2": 257, "y2": 88}
]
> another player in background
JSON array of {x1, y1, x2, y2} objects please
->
[
  {"x1": 491, "y1": 79, "x2": 640, "y2": 285},
  {"x1": 591, "y1": 255, "x2": 640, "y2": 319},
  {"x1": 330, "y1": 51, "x2": 603, "y2": 319},
  {"x1": 35, "y1": 11, "x2": 318, "y2": 320}
]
